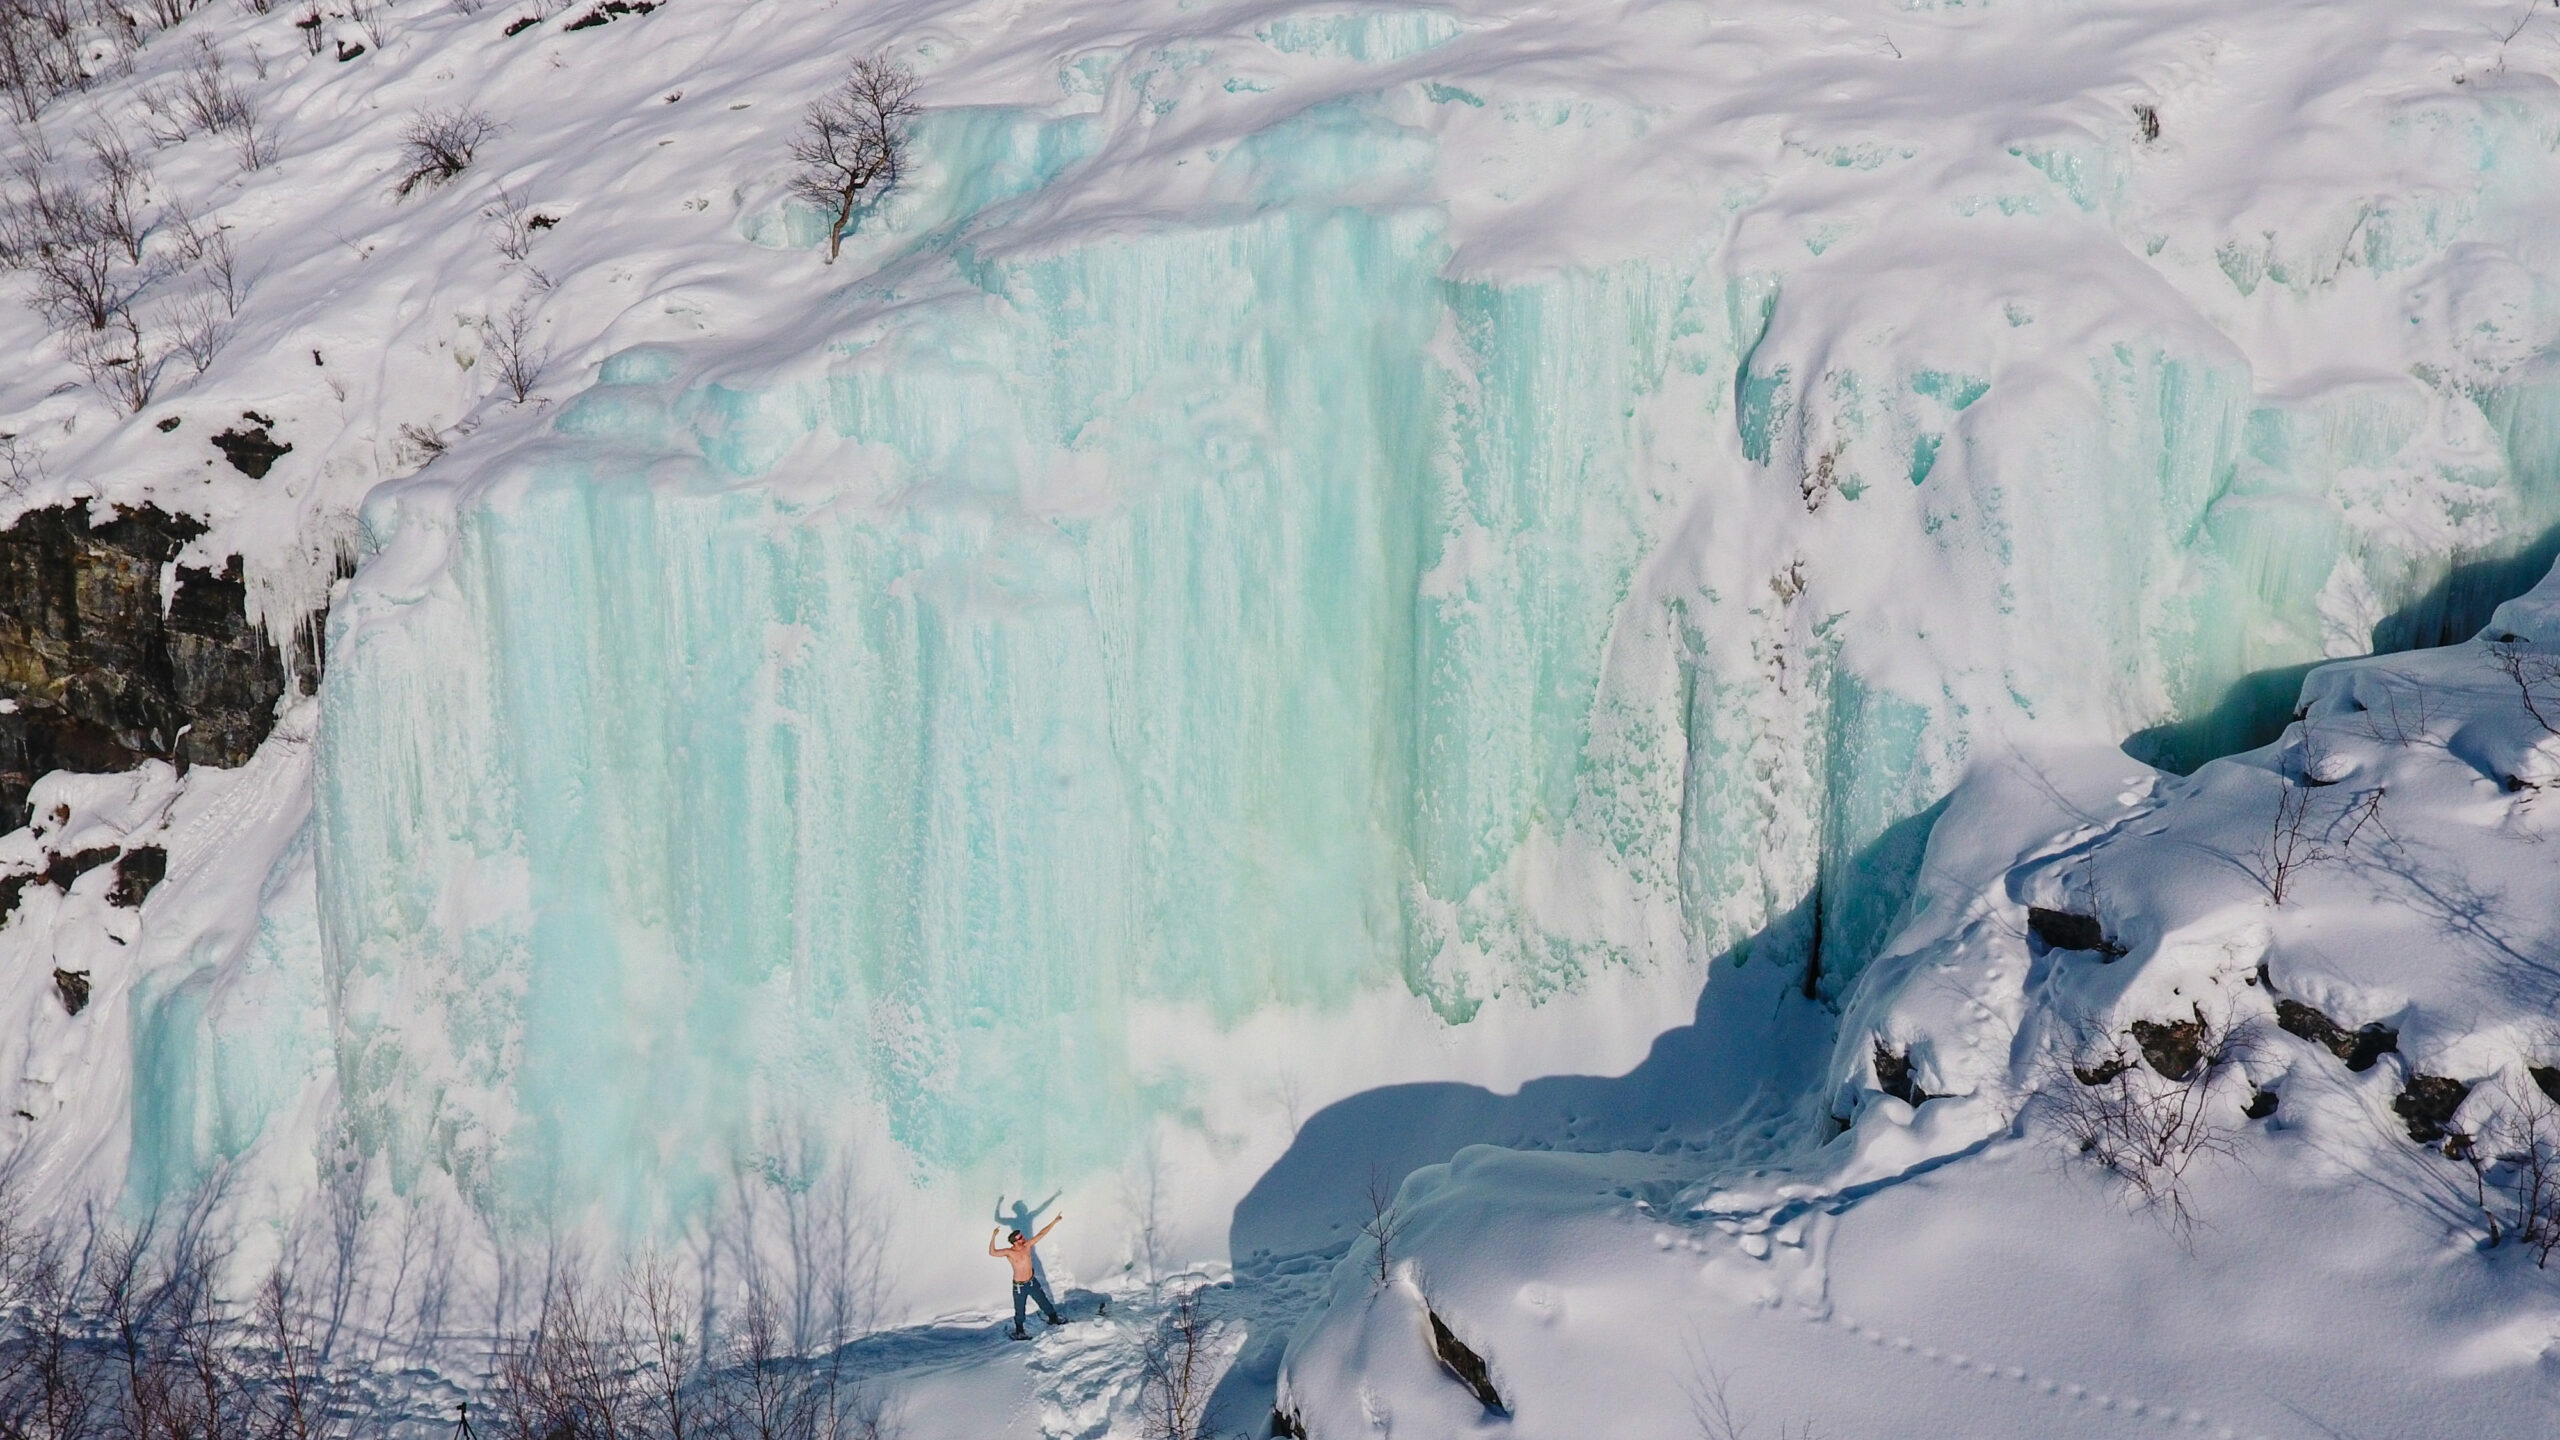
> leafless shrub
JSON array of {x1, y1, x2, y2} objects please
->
[
  {"x1": 296, "y1": 4, "x2": 323, "y2": 55},
  {"x1": 2490, "y1": 0, "x2": 2548, "y2": 75},
  {"x1": 787, "y1": 55, "x2": 918, "y2": 263},
  {"x1": 82, "y1": 125, "x2": 148, "y2": 263},
  {"x1": 176, "y1": 41, "x2": 248, "y2": 136},
  {"x1": 349, "y1": 0, "x2": 388, "y2": 47},
  {"x1": 449, "y1": 0, "x2": 485, "y2": 14},
  {"x1": 68, "y1": 305, "x2": 162, "y2": 411},
  {"x1": 3, "y1": 1230, "x2": 110, "y2": 1440},
  {"x1": 2042, "y1": 1012, "x2": 2243, "y2": 1233},
  {"x1": 484, "y1": 295, "x2": 545, "y2": 401},
  {"x1": 491, "y1": 1273, "x2": 646, "y2": 1440},
  {"x1": 1123, "y1": 1146, "x2": 1171, "y2": 1303},
  {"x1": 396, "y1": 106, "x2": 497, "y2": 196},
  {"x1": 697, "y1": 1281, "x2": 875, "y2": 1440},
  {"x1": 2453, "y1": 1078, "x2": 2560, "y2": 1266},
  {"x1": 2358, "y1": 670, "x2": 2441, "y2": 748},
  {"x1": 1135, "y1": 1286, "x2": 1215, "y2": 1440},
  {"x1": 176, "y1": 216, "x2": 243, "y2": 314},
  {"x1": 2489, "y1": 641, "x2": 2560, "y2": 738},
  {"x1": 631, "y1": 1255, "x2": 702, "y2": 1440},
  {"x1": 1359, "y1": 1167, "x2": 1405, "y2": 1289},
  {"x1": 483, "y1": 182, "x2": 537, "y2": 261},
  {"x1": 2245, "y1": 732, "x2": 2390, "y2": 906},
  {"x1": 3, "y1": 162, "x2": 128, "y2": 331},
  {"x1": 393, "y1": 420, "x2": 448, "y2": 468},
  {"x1": 2254, "y1": 774, "x2": 2322, "y2": 906},
  {"x1": 256, "y1": 1267, "x2": 323, "y2": 1440},
  {"x1": 167, "y1": 288, "x2": 224, "y2": 374},
  {"x1": 0, "y1": 431, "x2": 44, "y2": 494},
  {"x1": 0, "y1": 0, "x2": 100, "y2": 125},
  {"x1": 1683, "y1": 1343, "x2": 1821, "y2": 1440}
]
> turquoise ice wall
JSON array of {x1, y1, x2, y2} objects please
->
[
  {"x1": 307, "y1": 193, "x2": 1761, "y2": 1223},
  {"x1": 234, "y1": 90, "x2": 2560, "y2": 1234}
]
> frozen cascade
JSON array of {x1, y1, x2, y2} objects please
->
[{"x1": 104, "y1": 72, "x2": 2560, "y2": 1273}]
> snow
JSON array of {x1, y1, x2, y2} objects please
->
[
  {"x1": 4, "y1": 0, "x2": 2560, "y2": 1433},
  {"x1": 1282, "y1": 576, "x2": 2560, "y2": 1436}
]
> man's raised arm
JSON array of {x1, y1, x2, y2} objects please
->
[
  {"x1": 1033, "y1": 1213, "x2": 1064, "y2": 1243},
  {"x1": 989, "y1": 1229, "x2": 1007, "y2": 1256}
]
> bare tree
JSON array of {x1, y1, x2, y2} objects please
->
[
  {"x1": 81, "y1": 126, "x2": 148, "y2": 264},
  {"x1": 2043, "y1": 1012, "x2": 2243, "y2": 1233},
  {"x1": 491, "y1": 1272, "x2": 646, "y2": 1440},
  {"x1": 1124, "y1": 1143, "x2": 1171, "y2": 1303},
  {"x1": 2254, "y1": 774, "x2": 2321, "y2": 906},
  {"x1": 4, "y1": 162, "x2": 127, "y2": 331},
  {"x1": 2359, "y1": 670, "x2": 2441, "y2": 749},
  {"x1": 2245, "y1": 733, "x2": 2388, "y2": 906},
  {"x1": 0, "y1": 1, "x2": 99, "y2": 125},
  {"x1": 632, "y1": 1255, "x2": 702, "y2": 1440},
  {"x1": 1135, "y1": 1286, "x2": 1215, "y2": 1440},
  {"x1": 0, "y1": 431, "x2": 44, "y2": 494},
  {"x1": 177, "y1": 41, "x2": 270, "y2": 170},
  {"x1": 395, "y1": 107, "x2": 498, "y2": 197},
  {"x1": 2489, "y1": 641, "x2": 2560, "y2": 738},
  {"x1": 787, "y1": 57, "x2": 918, "y2": 263},
  {"x1": 1682, "y1": 1341, "x2": 1822, "y2": 1440},
  {"x1": 485, "y1": 295, "x2": 546, "y2": 402},
  {"x1": 256, "y1": 1268, "x2": 320, "y2": 1440},
  {"x1": 349, "y1": 0, "x2": 389, "y2": 48},
  {"x1": 175, "y1": 216, "x2": 244, "y2": 315},
  {"x1": 483, "y1": 182, "x2": 539, "y2": 262},
  {"x1": 2454, "y1": 1077, "x2": 2560, "y2": 1266},
  {"x1": 1359, "y1": 1168, "x2": 1405, "y2": 1289},
  {"x1": 168, "y1": 291, "x2": 227, "y2": 375},
  {"x1": 68, "y1": 307, "x2": 163, "y2": 412}
]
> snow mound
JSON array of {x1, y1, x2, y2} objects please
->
[{"x1": 1280, "y1": 577, "x2": 2560, "y2": 1438}]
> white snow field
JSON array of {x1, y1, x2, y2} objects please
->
[{"x1": 8, "y1": 0, "x2": 2560, "y2": 1432}]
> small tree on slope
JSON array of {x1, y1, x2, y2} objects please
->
[{"x1": 789, "y1": 56, "x2": 919, "y2": 264}]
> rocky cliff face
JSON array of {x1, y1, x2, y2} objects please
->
[{"x1": 0, "y1": 504, "x2": 320, "y2": 832}]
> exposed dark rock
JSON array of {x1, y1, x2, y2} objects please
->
[
  {"x1": 2028, "y1": 906, "x2": 2125, "y2": 958},
  {"x1": 2274, "y1": 998, "x2": 2398, "y2": 1072},
  {"x1": 52, "y1": 967, "x2": 89, "y2": 1015},
  {"x1": 1426, "y1": 1309, "x2": 1505, "y2": 1414},
  {"x1": 0, "y1": 869, "x2": 35, "y2": 922},
  {"x1": 2394, "y1": 1074, "x2": 2471, "y2": 1144},
  {"x1": 1873, "y1": 1040, "x2": 1931, "y2": 1107},
  {"x1": 2074, "y1": 1054, "x2": 2133, "y2": 1086},
  {"x1": 566, "y1": 0, "x2": 658, "y2": 30},
  {"x1": 107, "y1": 846, "x2": 164, "y2": 908},
  {"x1": 44, "y1": 845, "x2": 115, "y2": 889},
  {"x1": 2130, "y1": 1010, "x2": 2207, "y2": 1081},
  {"x1": 2532, "y1": 1064, "x2": 2560, "y2": 1106},
  {"x1": 2244, "y1": 1089, "x2": 2279, "y2": 1120},
  {"x1": 209, "y1": 421, "x2": 290, "y2": 478},
  {"x1": 1270, "y1": 1408, "x2": 1307, "y2": 1439},
  {"x1": 2, "y1": 505, "x2": 325, "y2": 831}
]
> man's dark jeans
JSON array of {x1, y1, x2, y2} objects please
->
[{"x1": 1013, "y1": 1276, "x2": 1062, "y2": 1331}]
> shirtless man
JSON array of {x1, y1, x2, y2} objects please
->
[{"x1": 990, "y1": 1212, "x2": 1065, "y2": 1339}]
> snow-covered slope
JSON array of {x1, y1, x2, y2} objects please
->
[
  {"x1": 1279, "y1": 569, "x2": 2560, "y2": 1438},
  {"x1": 8, "y1": 0, "x2": 2560, "y2": 1407}
]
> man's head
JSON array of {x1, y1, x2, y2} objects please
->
[{"x1": 1008, "y1": 1230, "x2": 1024, "y2": 1244}]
